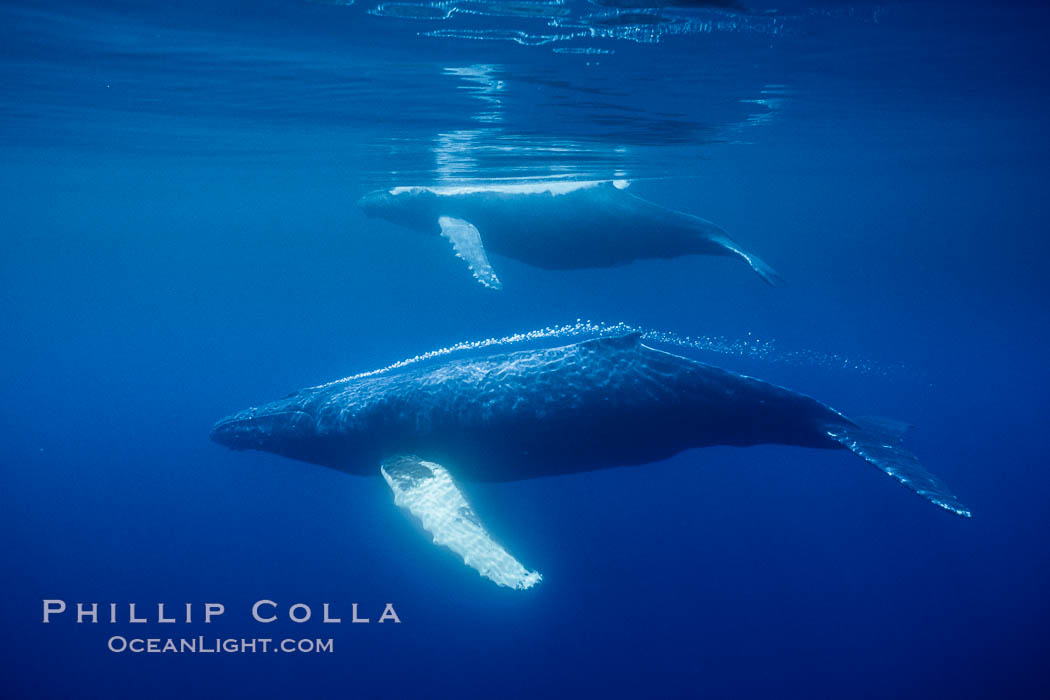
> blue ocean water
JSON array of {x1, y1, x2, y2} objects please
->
[{"x1": 2, "y1": 0, "x2": 1048, "y2": 696}]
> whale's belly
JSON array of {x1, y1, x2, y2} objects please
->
[{"x1": 389, "y1": 405, "x2": 705, "y2": 481}]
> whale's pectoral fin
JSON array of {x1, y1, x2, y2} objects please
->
[
  {"x1": 826, "y1": 418, "x2": 971, "y2": 517},
  {"x1": 437, "y1": 217, "x2": 502, "y2": 290},
  {"x1": 381, "y1": 454, "x2": 541, "y2": 589},
  {"x1": 709, "y1": 233, "x2": 785, "y2": 287}
]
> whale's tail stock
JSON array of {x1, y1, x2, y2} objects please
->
[{"x1": 826, "y1": 416, "x2": 972, "y2": 518}]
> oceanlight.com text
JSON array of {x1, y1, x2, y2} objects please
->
[{"x1": 106, "y1": 636, "x2": 334, "y2": 654}]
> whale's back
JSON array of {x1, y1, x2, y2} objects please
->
[{"x1": 282, "y1": 333, "x2": 841, "y2": 480}]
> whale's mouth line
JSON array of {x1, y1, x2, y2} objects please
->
[{"x1": 210, "y1": 409, "x2": 315, "y2": 435}]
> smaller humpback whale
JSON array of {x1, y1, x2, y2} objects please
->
[
  {"x1": 211, "y1": 333, "x2": 969, "y2": 590},
  {"x1": 358, "y1": 180, "x2": 783, "y2": 289}
]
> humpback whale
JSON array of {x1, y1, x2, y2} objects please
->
[
  {"x1": 211, "y1": 333, "x2": 969, "y2": 590},
  {"x1": 357, "y1": 181, "x2": 783, "y2": 289}
]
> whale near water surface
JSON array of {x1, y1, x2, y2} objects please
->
[
  {"x1": 358, "y1": 180, "x2": 784, "y2": 289},
  {"x1": 211, "y1": 333, "x2": 970, "y2": 590}
]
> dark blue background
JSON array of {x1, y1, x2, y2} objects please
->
[{"x1": 2, "y1": 1, "x2": 1048, "y2": 697}]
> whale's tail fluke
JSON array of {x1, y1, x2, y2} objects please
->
[
  {"x1": 742, "y1": 251, "x2": 786, "y2": 287},
  {"x1": 708, "y1": 233, "x2": 785, "y2": 286},
  {"x1": 826, "y1": 417, "x2": 971, "y2": 517}
]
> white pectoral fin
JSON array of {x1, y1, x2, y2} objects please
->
[
  {"x1": 381, "y1": 455, "x2": 541, "y2": 590},
  {"x1": 437, "y1": 216, "x2": 502, "y2": 290}
]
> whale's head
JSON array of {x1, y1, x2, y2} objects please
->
[
  {"x1": 209, "y1": 401, "x2": 319, "y2": 456},
  {"x1": 357, "y1": 187, "x2": 441, "y2": 231},
  {"x1": 357, "y1": 189, "x2": 397, "y2": 218}
]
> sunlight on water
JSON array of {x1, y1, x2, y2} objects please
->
[
  {"x1": 418, "y1": 63, "x2": 638, "y2": 184},
  {"x1": 365, "y1": 1, "x2": 786, "y2": 46}
]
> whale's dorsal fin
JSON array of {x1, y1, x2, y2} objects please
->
[
  {"x1": 381, "y1": 454, "x2": 541, "y2": 590},
  {"x1": 437, "y1": 217, "x2": 502, "y2": 290}
]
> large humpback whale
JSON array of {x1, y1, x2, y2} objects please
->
[
  {"x1": 357, "y1": 181, "x2": 783, "y2": 289},
  {"x1": 211, "y1": 333, "x2": 969, "y2": 590}
]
